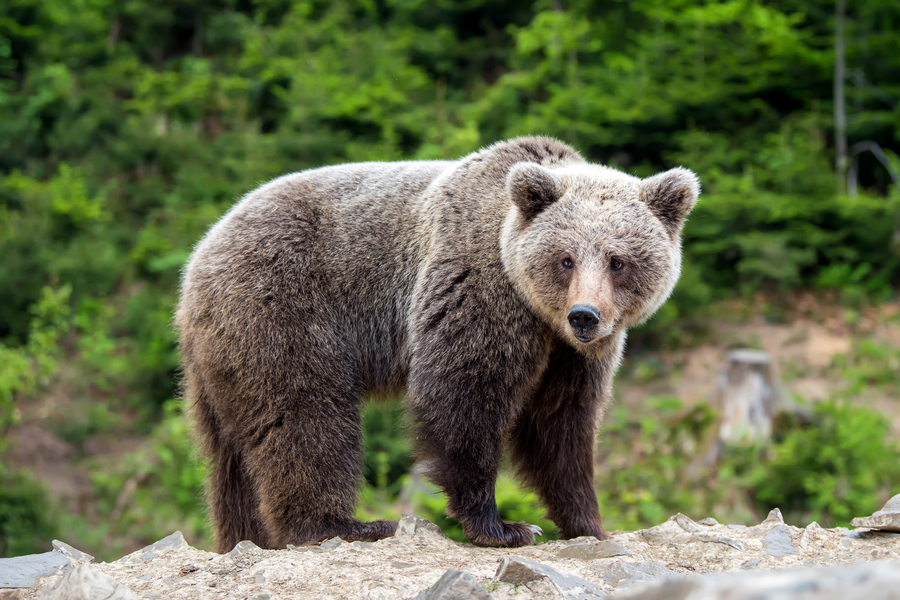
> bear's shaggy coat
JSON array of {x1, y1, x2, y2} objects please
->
[{"x1": 176, "y1": 137, "x2": 699, "y2": 552}]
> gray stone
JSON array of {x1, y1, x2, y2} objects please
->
[
  {"x1": 565, "y1": 536, "x2": 602, "y2": 545},
  {"x1": 397, "y1": 515, "x2": 443, "y2": 537},
  {"x1": 350, "y1": 541, "x2": 376, "y2": 550},
  {"x1": 763, "y1": 508, "x2": 784, "y2": 524},
  {"x1": 763, "y1": 525, "x2": 798, "y2": 557},
  {"x1": 140, "y1": 531, "x2": 189, "y2": 554},
  {"x1": 495, "y1": 556, "x2": 605, "y2": 599},
  {"x1": 851, "y1": 494, "x2": 900, "y2": 532},
  {"x1": 51, "y1": 541, "x2": 94, "y2": 564},
  {"x1": 36, "y1": 563, "x2": 137, "y2": 600},
  {"x1": 614, "y1": 561, "x2": 900, "y2": 600},
  {"x1": 839, "y1": 528, "x2": 865, "y2": 539},
  {"x1": 800, "y1": 523, "x2": 821, "y2": 550},
  {"x1": 874, "y1": 494, "x2": 900, "y2": 515},
  {"x1": 140, "y1": 552, "x2": 157, "y2": 561},
  {"x1": 674, "y1": 513, "x2": 703, "y2": 533},
  {"x1": 413, "y1": 569, "x2": 490, "y2": 600},
  {"x1": 740, "y1": 558, "x2": 762, "y2": 570},
  {"x1": 640, "y1": 517, "x2": 694, "y2": 545},
  {"x1": 727, "y1": 524, "x2": 747, "y2": 530},
  {"x1": 597, "y1": 561, "x2": 676, "y2": 587},
  {"x1": 698, "y1": 518, "x2": 719, "y2": 526},
  {"x1": 228, "y1": 540, "x2": 260, "y2": 557},
  {"x1": 0, "y1": 552, "x2": 71, "y2": 588},
  {"x1": 695, "y1": 535, "x2": 745, "y2": 552},
  {"x1": 558, "y1": 541, "x2": 630, "y2": 560},
  {"x1": 248, "y1": 595, "x2": 271, "y2": 600},
  {"x1": 319, "y1": 537, "x2": 344, "y2": 549}
]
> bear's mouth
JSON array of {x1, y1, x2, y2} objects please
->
[{"x1": 572, "y1": 323, "x2": 614, "y2": 343}]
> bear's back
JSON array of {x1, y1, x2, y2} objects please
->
[{"x1": 179, "y1": 159, "x2": 454, "y2": 394}]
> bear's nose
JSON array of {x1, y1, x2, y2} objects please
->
[{"x1": 567, "y1": 305, "x2": 600, "y2": 332}]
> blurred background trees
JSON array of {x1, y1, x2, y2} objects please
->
[{"x1": 1, "y1": 0, "x2": 899, "y2": 558}]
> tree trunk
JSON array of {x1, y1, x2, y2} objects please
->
[{"x1": 834, "y1": 0, "x2": 848, "y2": 191}]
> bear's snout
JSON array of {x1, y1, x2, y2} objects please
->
[{"x1": 568, "y1": 304, "x2": 603, "y2": 342}]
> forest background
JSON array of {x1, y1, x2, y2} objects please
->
[{"x1": 2, "y1": 0, "x2": 900, "y2": 560}]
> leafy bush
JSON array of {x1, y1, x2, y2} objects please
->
[
  {"x1": 831, "y1": 340, "x2": 900, "y2": 395},
  {"x1": 361, "y1": 398, "x2": 413, "y2": 495},
  {"x1": 83, "y1": 401, "x2": 210, "y2": 558},
  {"x1": 595, "y1": 398, "x2": 721, "y2": 529},
  {"x1": 739, "y1": 401, "x2": 900, "y2": 527},
  {"x1": 0, "y1": 466, "x2": 58, "y2": 558}
]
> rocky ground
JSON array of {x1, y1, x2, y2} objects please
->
[{"x1": 3, "y1": 496, "x2": 900, "y2": 600}]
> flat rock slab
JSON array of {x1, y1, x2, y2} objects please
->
[
  {"x1": 0, "y1": 552, "x2": 70, "y2": 588},
  {"x1": 616, "y1": 561, "x2": 900, "y2": 600},
  {"x1": 851, "y1": 494, "x2": 900, "y2": 532},
  {"x1": 558, "y1": 541, "x2": 631, "y2": 560},
  {"x1": 51, "y1": 541, "x2": 94, "y2": 564},
  {"x1": 850, "y1": 514, "x2": 900, "y2": 532}
]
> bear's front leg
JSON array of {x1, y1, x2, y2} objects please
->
[
  {"x1": 408, "y1": 264, "x2": 548, "y2": 547},
  {"x1": 509, "y1": 343, "x2": 620, "y2": 540},
  {"x1": 410, "y1": 383, "x2": 543, "y2": 547}
]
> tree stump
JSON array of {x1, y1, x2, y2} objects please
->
[{"x1": 713, "y1": 349, "x2": 788, "y2": 443}]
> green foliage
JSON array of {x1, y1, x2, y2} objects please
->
[
  {"x1": 0, "y1": 285, "x2": 71, "y2": 442},
  {"x1": 361, "y1": 399, "x2": 413, "y2": 495},
  {"x1": 595, "y1": 398, "x2": 720, "y2": 530},
  {"x1": 831, "y1": 340, "x2": 900, "y2": 395},
  {"x1": 83, "y1": 401, "x2": 210, "y2": 559},
  {"x1": 740, "y1": 401, "x2": 900, "y2": 527},
  {"x1": 0, "y1": 466, "x2": 58, "y2": 558}
]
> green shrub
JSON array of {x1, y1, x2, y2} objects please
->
[
  {"x1": 831, "y1": 340, "x2": 900, "y2": 396},
  {"x1": 738, "y1": 401, "x2": 900, "y2": 527},
  {"x1": 595, "y1": 398, "x2": 719, "y2": 530},
  {"x1": 85, "y1": 400, "x2": 210, "y2": 558},
  {"x1": 0, "y1": 466, "x2": 58, "y2": 557},
  {"x1": 361, "y1": 399, "x2": 413, "y2": 495}
]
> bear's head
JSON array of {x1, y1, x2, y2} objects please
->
[{"x1": 500, "y1": 161, "x2": 699, "y2": 352}]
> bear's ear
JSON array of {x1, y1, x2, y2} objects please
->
[
  {"x1": 640, "y1": 167, "x2": 700, "y2": 238},
  {"x1": 507, "y1": 162, "x2": 564, "y2": 221}
]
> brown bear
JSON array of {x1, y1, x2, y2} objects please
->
[{"x1": 176, "y1": 136, "x2": 699, "y2": 552}]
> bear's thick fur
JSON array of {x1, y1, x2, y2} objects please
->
[{"x1": 176, "y1": 137, "x2": 699, "y2": 552}]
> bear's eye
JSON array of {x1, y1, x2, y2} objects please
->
[
  {"x1": 610, "y1": 258, "x2": 625, "y2": 271},
  {"x1": 561, "y1": 257, "x2": 574, "y2": 269}
]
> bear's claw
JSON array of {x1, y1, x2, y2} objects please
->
[{"x1": 528, "y1": 524, "x2": 544, "y2": 537}]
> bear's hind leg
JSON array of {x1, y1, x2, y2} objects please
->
[
  {"x1": 244, "y1": 398, "x2": 397, "y2": 547},
  {"x1": 209, "y1": 442, "x2": 270, "y2": 553},
  {"x1": 190, "y1": 382, "x2": 269, "y2": 553}
]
